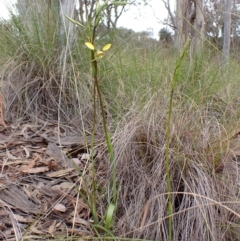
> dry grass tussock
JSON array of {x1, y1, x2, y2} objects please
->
[
  {"x1": 113, "y1": 94, "x2": 240, "y2": 241},
  {"x1": 0, "y1": 2, "x2": 103, "y2": 131},
  {"x1": 0, "y1": 56, "x2": 100, "y2": 130}
]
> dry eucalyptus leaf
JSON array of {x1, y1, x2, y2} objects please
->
[
  {"x1": 21, "y1": 166, "x2": 49, "y2": 174},
  {"x1": 30, "y1": 227, "x2": 44, "y2": 235},
  {"x1": 2, "y1": 160, "x2": 29, "y2": 166},
  {"x1": 60, "y1": 182, "x2": 75, "y2": 189},
  {"x1": 81, "y1": 153, "x2": 91, "y2": 161},
  {"x1": 13, "y1": 214, "x2": 33, "y2": 223},
  {"x1": 6, "y1": 149, "x2": 19, "y2": 160},
  {"x1": 72, "y1": 158, "x2": 81, "y2": 165},
  {"x1": 51, "y1": 182, "x2": 75, "y2": 191},
  {"x1": 46, "y1": 168, "x2": 75, "y2": 177},
  {"x1": 23, "y1": 146, "x2": 30, "y2": 158},
  {"x1": 48, "y1": 220, "x2": 57, "y2": 234},
  {"x1": 70, "y1": 217, "x2": 89, "y2": 226},
  {"x1": 53, "y1": 203, "x2": 66, "y2": 212}
]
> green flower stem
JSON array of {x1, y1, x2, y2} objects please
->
[{"x1": 165, "y1": 39, "x2": 189, "y2": 241}]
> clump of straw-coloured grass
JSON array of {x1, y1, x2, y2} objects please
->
[
  {"x1": 0, "y1": 2, "x2": 100, "y2": 130},
  {"x1": 113, "y1": 94, "x2": 240, "y2": 241}
]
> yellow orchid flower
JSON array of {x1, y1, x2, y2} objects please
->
[
  {"x1": 85, "y1": 42, "x2": 112, "y2": 59},
  {"x1": 96, "y1": 51, "x2": 104, "y2": 58}
]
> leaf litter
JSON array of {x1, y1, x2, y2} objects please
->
[{"x1": 0, "y1": 114, "x2": 105, "y2": 240}]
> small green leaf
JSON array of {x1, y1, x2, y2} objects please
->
[
  {"x1": 95, "y1": 1, "x2": 101, "y2": 15},
  {"x1": 102, "y1": 43, "x2": 112, "y2": 51},
  {"x1": 100, "y1": 0, "x2": 109, "y2": 11},
  {"x1": 95, "y1": 15, "x2": 102, "y2": 27},
  {"x1": 105, "y1": 203, "x2": 115, "y2": 230},
  {"x1": 64, "y1": 15, "x2": 85, "y2": 28},
  {"x1": 112, "y1": 1, "x2": 127, "y2": 6},
  {"x1": 85, "y1": 42, "x2": 95, "y2": 50}
]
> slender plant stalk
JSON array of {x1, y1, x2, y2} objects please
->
[
  {"x1": 89, "y1": 19, "x2": 117, "y2": 203},
  {"x1": 165, "y1": 39, "x2": 189, "y2": 241},
  {"x1": 89, "y1": 24, "x2": 99, "y2": 223},
  {"x1": 65, "y1": 1, "x2": 126, "y2": 234}
]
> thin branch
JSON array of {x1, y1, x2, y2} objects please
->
[{"x1": 162, "y1": 0, "x2": 176, "y2": 29}]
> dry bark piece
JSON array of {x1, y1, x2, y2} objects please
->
[
  {"x1": 46, "y1": 142, "x2": 75, "y2": 168},
  {"x1": 0, "y1": 186, "x2": 41, "y2": 214},
  {"x1": 39, "y1": 186, "x2": 59, "y2": 198}
]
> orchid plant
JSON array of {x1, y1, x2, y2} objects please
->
[{"x1": 66, "y1": 0, "x2": 127, "y2": 236}]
